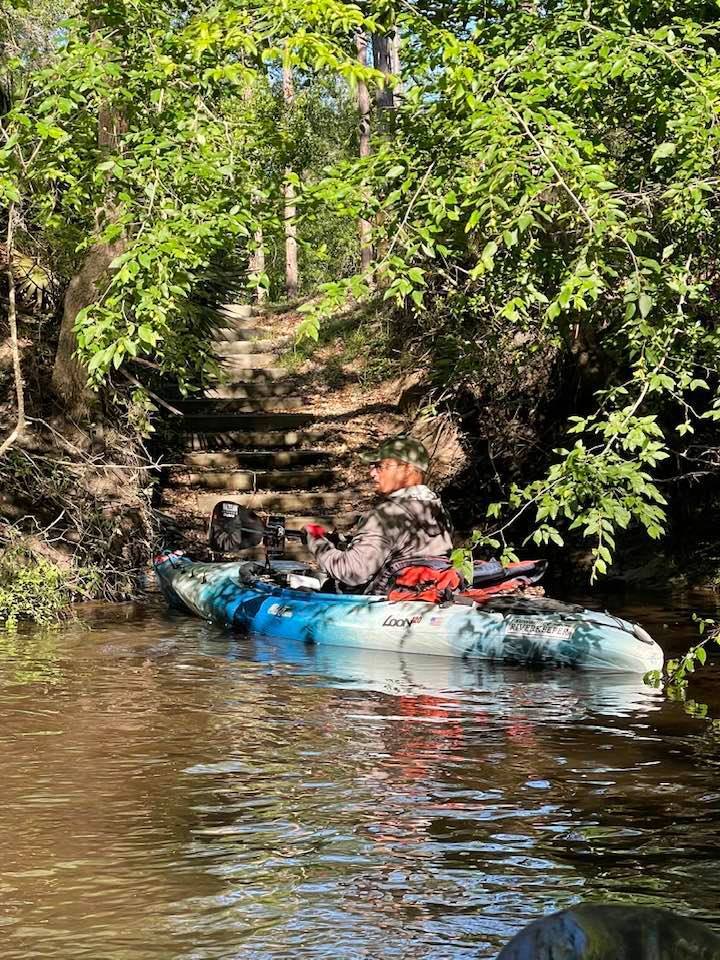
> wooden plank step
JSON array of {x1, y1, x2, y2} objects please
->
[
  {"x1": 213, "y1": 326, "x2": 270, "y2": 341},
  {"x1": 213, "y1": 367, "x2": 289, "y2": 382},
  {"x1": 168, "y1": 467, "x2": 337, "y2": 492},
  {"x1": 175, "y1": 412, "x2": 313, "y2": 433},
  {"x1": 160, "y1": 489, "x2": 351, "y2": 513},
  {"x1": 213, "y1": 339, "x2": 284, "y2": 355},
  {"x1": 177, "y1": 430, "x2": 327, "y2": 451},
  {"x1": 166, "y1": 397, "x2": 305, "y2": 414},
  {"x1": 230, "y1": 542, "x2": 311, "y2": 562},
  {"x1": 183, "y1": 450, "x2": 331, "y2": 469},
  {"x1": 220, "y1": 303, "x2": 256, "y2": 320},
  {"x1": 170, "y1": 544, "x2": 313, "y2": 562},
  {"x1": 203, "y1": 382, "x2": 299, "y2": 400},
  {"x1": 216, "y1": 353, "x2": 278, "y2": 370},
  {"x1": 158, "y1": 378, "x2": 296, "y2": 403}
]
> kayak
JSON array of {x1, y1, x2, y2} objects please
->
[{"x1": 154, "y1": 553, "x2": 664, "y2": 673}]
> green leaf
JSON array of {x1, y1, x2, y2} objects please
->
[
  {"x1": 465, "y1": 210, "x2": 481, "y2": 233},
  {"x1": 481, "y1": 240, "x2": 498, "y2": 269},
  {"x1": 651, "y1": 142, "x2": 677, "y2": 163},
  {"x1": 138, "y1": 324, "x2": 157, "y2": 346},
  {"x1": 87, "y1": 350, "x2": 106, "y2": 373}
]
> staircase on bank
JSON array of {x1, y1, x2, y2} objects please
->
[{"x1": 155, "y1": 303, "x2": 375, "y2": 557}]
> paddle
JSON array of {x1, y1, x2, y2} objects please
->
[{"x1": 208, "y1": 501, "x2": 305, "y2": 555}]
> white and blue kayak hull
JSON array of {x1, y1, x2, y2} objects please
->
[{"x1": 155, "y1": 556, "x2": 664, "y2": 674}]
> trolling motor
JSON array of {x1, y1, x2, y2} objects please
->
[{"x1": 208, "y1": 501, "x2": 305, "y2": 566}]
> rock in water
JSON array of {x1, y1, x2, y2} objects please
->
[{"x1": 497, "y1": 904, "x2": 720, "y2": 960}]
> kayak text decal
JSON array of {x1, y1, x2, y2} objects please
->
[
  {"x1": 504, "y1": 617, "x2": 575, "y2": 640},
  {"x1": 382, "y1": 614, "x2": 423, "y2": 628}
]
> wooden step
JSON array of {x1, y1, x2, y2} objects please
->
[
  {"x1": 160, "y1": 493, "x2": 358, "y2": 529},
  {"x1": 217, "y1": 353, "x2": 278, "y2": 370},
  {"x1": 168, "y1": 467, "x2": 337, "y2": 492},
  {"x1": 213, "y1": 326, "x2": 271, "y2": 341},
  {"x1": 166, "y1": 396, "x2": 305, "y2": 413},
  {"x1": 203, "y1": 382, "x2": 298, "y2": 400},
  {"x1": 177, "y1": 430, "x2": 327, "y2": 451},
  {"x1": 160, "y1": 489, "x2": 351, "y2": 514},
  {"x1": 213, "y1": 339, "x2": 284, "y2": 355},
  {"x1": 177, "y1": 542, "x2": 312, "y2": 562},
  {"x1": 214, "y1": 367, "x2": 289, "y2": 382},
  {"x1": 172, "y1": 511, "x2": 355, "y2": 532},
  {"x1": 160, "y1": 381, "x2": 297, "y2": 402},
  {"x1": 175, "y1": 412, "x2": 314, "y2": 433},
  {"x1": 232, "y1": 542, "x2": 311, "y2": 562},
  {"x1": 183, "y1": 450, "x2": 331, "y2": 469},
  {"x1": 220, "y1": 303, "x2": 256, "y2": 321}
]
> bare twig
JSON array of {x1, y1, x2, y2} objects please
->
[
  {"x1": 501, "y1": 96, "x2": 595, "y2": 231},
  {"x1": 129, "y1": 355, "x2": 162, "y2": 371},
  {"x1": 380, "y1": 163, "x2": 435, "y2": 264},
  {"x1": 120, "y1": 369, "x2": 185, "y2": 417}
]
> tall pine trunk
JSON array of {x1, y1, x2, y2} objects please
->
[
  {"x1": 390, "y1": 30, "x2": 402, "y2": 93},
  {"x1": 283, "y1": 57, "x2": 299, "y2": 300},
  {"x1": 355, "y1": 31, "x2": 373, "y2": 272},
  {"x1": 243, "y1": 79, "x2": 267, "y2": 305},
  {"x1": 372, "y1": 29, "x2": 402, "y2": 259},
  {"x1": 250, "y1": 217, "x2": 267, "y2": 304}
]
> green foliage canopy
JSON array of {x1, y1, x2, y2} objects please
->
[
  {"x1": 0, "y1": 0, "x2": 382, "y2": 388},
  {"x1": 301, "y1": 1, "x2": 720, "y2": 576}
]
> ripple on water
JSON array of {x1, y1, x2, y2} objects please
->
[{"x1": 0, "y1": 605, "x2": 719, "y2": 959}]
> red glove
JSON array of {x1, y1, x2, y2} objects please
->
[{"x1": 305, "y1": 523, "x2": 327, "y2": 540}]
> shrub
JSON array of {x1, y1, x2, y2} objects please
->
[{"x1": 0, "y1": 546, "x2": 73, "y2": 628}]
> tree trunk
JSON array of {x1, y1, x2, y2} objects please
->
[
  {"x1": 250, "y1": 217, "x2": 267, "y2": 304},
  {"x1": 356, "y1": 31, "x2": 373, "y2": 272},
  {"x1": 242, "y1": 79, "x2": 267, "y2": 304},
  {"x1": 390, "y1": 29, "x2": 403, "y2": 100},
  {"x1": 98, "y1": 101, "x2": 126, "y2": 154},
  {"x1": 283, "y1": 59, "x2": 299, "y2": 300},
  {"x1": 372, "y1": 29, "x2": 402, "y2": 259},
  {"x1": 51, "y1": 66, "x2": 128, "y2": 419},
  {"x1": 372, "y1": 31, "x2": 396, "y2": 112},
  {"x1": 283, "y1": 180, "x2": 298, "y2": 301},
  {"x1": 51, "y1": 235, "x2": 127, "y2": 419}
]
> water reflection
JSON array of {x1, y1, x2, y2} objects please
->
[{"x1": 0, "y1": 602, "x2": 718, "y2": 960}]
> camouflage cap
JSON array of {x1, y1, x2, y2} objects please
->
[{"x1": 359, "y1": 436, "x2": 430, "y2": 472}]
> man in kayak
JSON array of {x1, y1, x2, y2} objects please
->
[{"x1": 304, "y1": 436, "x2": 453, "y2": 594}]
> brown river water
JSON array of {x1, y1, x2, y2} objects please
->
[{"x1": 1, "y1": 592, "x2": 720, "y2": 959}]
